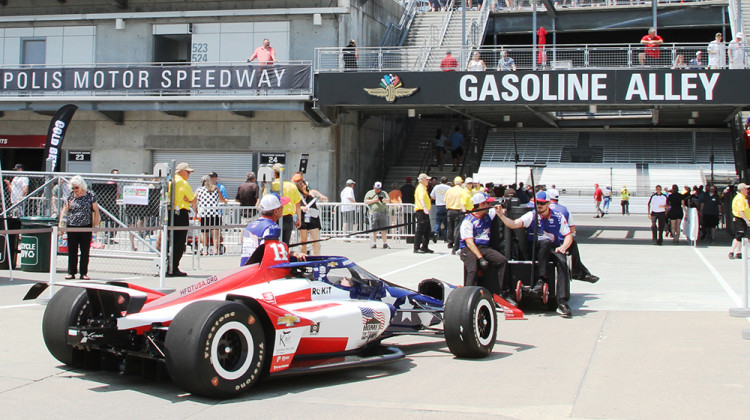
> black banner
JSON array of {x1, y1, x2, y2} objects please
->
[
  {"x1": 0, "y1": 64, "x2": 311, "y2": 93},
  {"x1": 316, "y1": 69, "x2": 750, "y2": 106},
  {"x1": 43, "y1": 104, "x2": 77, "y2": 172}
]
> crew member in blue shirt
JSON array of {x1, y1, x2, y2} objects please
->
[
  {"x1": 241, "y1": 194, "x2": 307, "y2": 266},
  {"x1": 547, "y1": 189, "x2": 599, "y2": 283},
  {"x1": 498, "y1": 191, "x2": 574, "y2": 317},
  {"x1": 459, "y1": 192, "x2": 514, "y2": 305}
]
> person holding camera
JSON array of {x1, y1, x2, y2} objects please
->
[
  {"x1": 364, "y1": 181, "x2": 390, "y2": 249},
  {"x1": 458, "y1": 192, "x2": 514, "y2": 305}
]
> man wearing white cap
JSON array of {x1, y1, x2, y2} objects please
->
[
  {"x1": 548, "y1": 189, "x2": 599, "y2": 283},
  {"x1": 340, "y1": 179, "x2": 357, "y2": 235},
  {"x1": 707, "y1": 32, "x2": 726, "y2": 69},
  {"x1": 364, "y1": 181, "x2": 390, "y2": 249},
  {"x1": 413, "y1": 173, "x2": 433, "y2": 253},
  {"x1": 459, "y1": 192, "x2": 514, "y2": 305},
  {"x1": 241, "y1": 194, "x2": 307, "y2": 266},
  {"x1": 729, "y1": 32, "x2": 745, "y2": 69}
]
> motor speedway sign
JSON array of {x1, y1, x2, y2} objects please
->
[{"x1": 316, "y1": 69, "x2": 750, "y2": 105}]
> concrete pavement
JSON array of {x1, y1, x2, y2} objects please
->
[{"x1": 1, "y1": 213, "x2": 749, "y2": 419}]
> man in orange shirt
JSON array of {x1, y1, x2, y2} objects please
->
[{"x1": 248, "y1": 38, "x2": 277, "y2": 65}]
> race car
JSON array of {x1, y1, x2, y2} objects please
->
[{"x1": 28, "y1": 239, "x2": 498, "y2": 398}]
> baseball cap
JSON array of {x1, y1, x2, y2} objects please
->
[
  {"x1": 176, "y1": 162, "x2": 194, "y2": 172},
  {"x1": 346, "y1": 179, "x2": 356, "y2": 185},
  {"x1": 13, "y1": 163, "x2": 24, "y2": 170},
  {"x1": 471, "y1": 192, "x2": 495, "y2": 206},
  {"x1": 209, "y1": 171, "x2": 218, "y2": 178},
  {"x1": 547, "y1": 188, "x2": 560, "y2": 200},
  {"x1": 291, "y1": 173, "x2": 304, "y2": 182},
  {"x1": 465, "y1": 177, "x2": 474, "y2": 183},
  {"x1": 535, "y1": 191, "x2": 550, "y2": 203},
  {"x1": 737, "y1": 32, "x2": 744, "y2": 39},
  {"x1": 374, "y1": 181, "x2": 382, "y2": 189},
  {"x1": 738, "y1": 183, "x2": 749, "y2": 190},
  {"x1": 453, "y1": 176, "x2": 463, "y2": 184},
  {"x1": 272, "y1": 163, "x2": 284, "y2": 172},
  {"x1": 417, "y1": 173, "x2": 429, "y2": 181},
  {"x1": 259, "y1": 194, "x2": 291, "y2": 211},
  {"x1": 716, "y1": 32, "x2": 723, "y2": 37}
]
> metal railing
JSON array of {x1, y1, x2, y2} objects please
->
[{"x1": 315, "y1": 42, "x2": 750, "y2": 72}]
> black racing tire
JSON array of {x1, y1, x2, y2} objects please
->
[
  {"x1": 42, "y1": 286, "x2": 99, "y2": 368},
  {"x1": 444, "y1": 286, "x2": 497, "y2": 358},
  {"x1": 165, "y1": 301, "x2": 267, "y2": 398}
]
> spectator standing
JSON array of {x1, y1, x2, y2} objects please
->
[
  {"x1": 4, "y1": 163, "x2": 29, "y2": 217},
  {"x1": 700, "y1": 184, "x2": 721, "y2": 243},
  {"x1": 620, "y1": 185, "x2": 631, "y2": 215},
  {"x1": 294, "y1": 173, "x2": 328, "y2": 256},
  {"x1": 593, "y1": 183, "x2": 604, "y2": 218},
  {"x1": 639, "y1": 27, "x2": 664, "y2": 66},
  {"x1": 440, "y1": 50, "x2": 459, "y2": 71},
  {"x1": 248, "y1": 38, "x2": 277, "y2": 65},
  {"x1": 729, "y1": 32, "x2": 745, "y2": 69},
  {"x1": 666, "y1": 184, "x2": 685, "y2": 244},
  {"x1": 364, "y1": 181, "x2": 391, "y2": 249},
  {"x1": 388, "y1": 183, "x2": 403, "y2": 204},
  {"x1": 467, "y1": 51, "x2": 486, "y2": 71},
  {"x1": 729, "y1": 183, "x2": 750, "y2": 259},
  {"x1": 264, "y1": 164, "x2": 302, "y2": 245},
  {"x1": 602, "y1": 185, "x2": 612, "y2": 214},
  {"x1": 449, "y1": 126, "x2": 465, "y2": 171},
  {"x1": 167, "y1": 162, "x2": 197, "y2": 276},
  {"x1": 648, "y1": 184, "x2": 668, "y2": 245},
  {"x1": 235, "y1": 171, "x2": 259, "y2": 214},
  {"x1": 497, "y1": 50, "x2": 517, "y2": 71},
  {"x1": 195, "y1": 175, "x2": 227, "y2": 255},
  {"x1": 430, "y1": 176, "x2": 451, "y2": 240},
  {"x1": 445, "y1": 176, "x2": 466, "y2": 249},
  {"x1": 340, "y1": 179, "x2": 357, "y2": 235},
  {"x1": 209, "y1": 172, "x2": 228, "y2": 200},
  {"x1": 59, "y1": 175, "x2": 100, "y2": 280},
  {"x1": 413, "y1": 173, "x2": 433, "y2": 253},
  {"x1": 433, "y1": 129, "x2": 448, "y2": 167},
  {"x1": 400, "y1": 177, "x2": 415, "y2": 204},
  {"x1": 343, "y1": 39, "x2": 359, "y2": 71},
  {"x1": 708, "y1": 32, "x2": 726, "y2": 69}
]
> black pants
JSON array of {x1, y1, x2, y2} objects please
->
[
  {"x1": 67, "y1": 226, "x2": 92, "y2": 276},
  {"x1": 651, "y1": 212, "x2": 666, "y2": 244},
  {"x1": 568, "y1": 239, "x2": 591, "y2": 279},
  {"x1": 460, "y1": 246, "x2": 509, "y2": 295},
  {"x1": 621, "y1": 200, "x2": 629, "y2": 215},
  {"x1": 281, "y1": 214, "x2": 294, "y2": 245},
  {"x1": 536, "y1": 239, "x2": 571, "y2": 303},
  {"x1": 414, "y1": 210, "x2": 431, "y2": 251},
  {"x1": 170, "y1": 209, "x2": 189, "y2": 272},
  {"x1": 446, "y1": 209, "x2": 462, "y2": 245}
]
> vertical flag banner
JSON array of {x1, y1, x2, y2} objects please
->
[{"x1": 43, "y1": 104, "x2": 78, "y2": 172}]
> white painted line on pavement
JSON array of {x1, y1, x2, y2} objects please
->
[
  {"x1": 693, "y1": 247, "x2": 742, "y2": 307},
  {"x1": 0, "y1": 303, "x2": 39, "y2": 309},
  {"x1": 379, "y1": 253, "x2": 448, "y2": 278}
]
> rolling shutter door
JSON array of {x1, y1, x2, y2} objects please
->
[{"x1": 152, "y1": 151, "x2": 254, "y2": 200}]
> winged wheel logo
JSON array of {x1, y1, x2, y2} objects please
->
[{"x1": 364, "y1": 74, "x2": 419, "y2": 103}]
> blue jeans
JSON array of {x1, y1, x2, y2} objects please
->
[{"x1": 433, "y1": 205, "x2": 447, "y2": 237}]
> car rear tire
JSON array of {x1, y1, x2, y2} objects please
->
[
  {"x1": 42, "y1": 286, "x2": 99, "y2": 368},
  {"x1": 165, "y1": 301, "x2": 267, "y2": 398},
  {"x1": 444, "y1": 286, "x2": 496, "y2": 358}
]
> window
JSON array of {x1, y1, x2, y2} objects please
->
[{"x1": 22, "y1": 39, "x2": 46, "y2": 65}]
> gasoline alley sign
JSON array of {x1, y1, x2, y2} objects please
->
[
  {"x1": 316, "y1": 69, "x2": 750, "y2": 105},
  {"x1": 0, "y1": 64, "x2": 311, "y2": 93}
]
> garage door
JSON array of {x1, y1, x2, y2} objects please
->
[{"x1": 152, "y1": 151, "x2": 254, "y2": 201}]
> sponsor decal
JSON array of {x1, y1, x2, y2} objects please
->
[
  {"x1": 309, "y1": 322, "x2": 321, "y2": 335},
  {"x1": 179, "y1": 275, "x2": 220, "y2": 296},
  {"x1": 79, "y1": 331, "x2": 104, "y2": 343},
  {"x1": 278, "y1": 330, "x2": 292, "y2": 347},
  {"x1": 360, "y1": 307, "x2": 386, "y2": 340},
  {"x1": 262, "y1": 292, "x2": 276, "y2": 304},
  {"x1": 311, "y1": 286, "x2": 332, "y2": 296},
  {"x1": 364, "y1": 74, "x2": 419, "y2": 103},
  {"x1": 277, "y1": 314, "x2": 300, "y2": 327},
  {"x1": 270, "y1": 354, "x2": 293, "y2": 372},
  {"x1": 211, "y1": 377, "x2": 219, "y2": 387},
  {"x1": 274, "y1": 329, "x2": 300, "y2": 356}
]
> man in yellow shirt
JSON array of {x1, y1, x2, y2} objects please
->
[
  {"x1": 264, "y1": 164, "x2": 302, "y2": 245},
  {"x1": 414, "y1": 173, "x2": 433, "y2": 253},
  {"x1": 730, "y1": 183, "x2": 750, "y2": 259},
  {"x1": 449, "y1": 176, "x2": 476, "y2": 254},
  {"x1": 445, "y1": 176, "x2": 465, "y2": 249},
  {"x1": 169, "y1": 162, "x2": 197, "y2": 276}
]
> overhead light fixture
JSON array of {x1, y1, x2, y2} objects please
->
[
  {"x1": 516, "y1": 122, "x2": 523, "y2": 128},
  {"x1": 691, "y1": 111, "x2": 699, "y2": 118},
  {"x1": 503, "y1": 115, "x2": 511, "y2": 122},
  {"x1": 408, "y1": 109, "x2": 416, "y2": 118},
  {"x1": 603, "y1": 125, "x2": 610, "y2": 130},
  {"x1": 688, "y1": 118, "x2": 695, "y2": 125},
  {"x1": 115, "y1": 18, "x2": 125, "y2": 30},
  {"x1": 589, "y1": 105, "x2": 597, "y2": 113},
  {"x1": 313, "y1": 13, "x2": 322, "y2": 26}
]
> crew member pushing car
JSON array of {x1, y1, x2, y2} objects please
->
[{"x1": 241, "y1": 194, "x2": 307, "y2": 266}]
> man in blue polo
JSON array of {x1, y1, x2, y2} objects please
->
[
  {"x1": 498, "y1": 191, "x2": 573, "y2": 317},
  {"x1": 241, "y1": 194, "x2": 307, "y2": 266},
  {"x1": 547, "y1": 189, "x2": 599, "y2": 283},
  {"x1": 458, "y1": 192, "x2": 514, "y2": 305}
]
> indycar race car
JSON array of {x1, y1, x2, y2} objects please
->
[{"x1": 28, "y1": 240, "x2": 499, "y2": 398}]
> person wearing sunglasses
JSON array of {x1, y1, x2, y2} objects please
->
[
  {"x1": 498, "y1": 191, "x2": 574, "y2": 317},
  {"x1": 59, "y1": 175, "x2": 101, "y2": 280}
]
